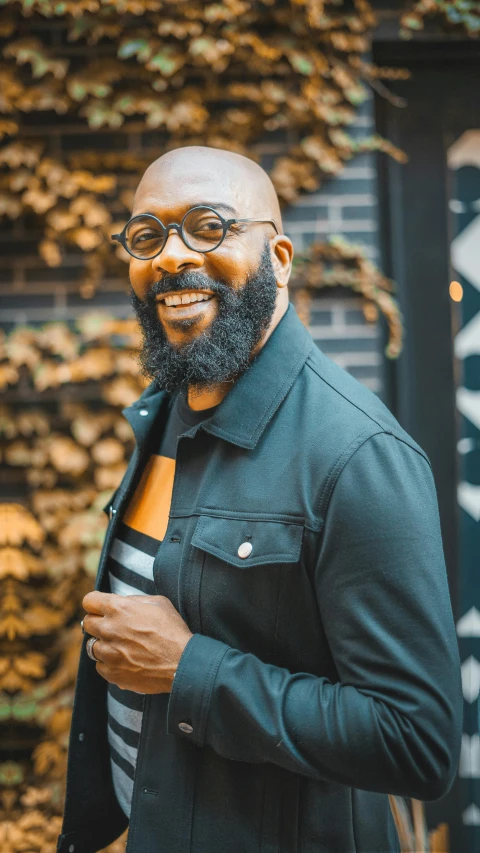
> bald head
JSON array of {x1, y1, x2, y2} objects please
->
[
  {"x1": 133, "y1": 145, "x2": 283, "y2": 231},
  {"x1": 128, "y1": 144, "x2": 294, "y2": 382}
]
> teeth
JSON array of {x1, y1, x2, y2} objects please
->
[{"x1": 163, "y1": 292, "x2": 212, "y2": 307}]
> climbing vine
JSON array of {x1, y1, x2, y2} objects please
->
[
  {"x1": 400, "y1": 0, "x2": 480, "y2": 38},
  {"x1": 0, "y1": 0, "x2": 411, "y2": 294}
]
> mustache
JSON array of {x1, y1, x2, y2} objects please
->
[{"x1": 147, "y1": 272, "x2": 230, "y2": 300}]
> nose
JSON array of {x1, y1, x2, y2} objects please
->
[{"x1": 151, "y1": 228, "x2": 205, "y2": 276}]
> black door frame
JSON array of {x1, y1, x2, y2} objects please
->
[
  {"x1": 373, "y1": 39, "x2": 480, "y2": 610},
  {"x1": 373, "y1": 38, "x2": 480, "y2": 848}
]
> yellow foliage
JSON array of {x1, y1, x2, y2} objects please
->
[
  {"x1": 0, "y1": 0, "x2": 419, "y2": 297},
  {"x1": 94, "y1": 462, "x2": 128, "y2": 490},
  {"x1": 48, "y1": 436, "x2": 90, "y2": 476},
  {"x1": 0, "y1": 363, "x2": 19, "y2": 391},
  {"x1": 0, "y1": 549, "x2": 44, "y2": 581},
  {"x1": 0, "y1": 653, "x2": 48, "y2": 692},
  {"x1": 13, "y1": 653, "x2": 47, "y2": 679},
  {"x1": 32, "y1": 741, "x2": 65, "y2": 777},
  {"x1": 0, "y1": 317, "x2": 139, "y2": 845},
  {"x1": 91, "y1": 437, "x2": 124, "y2": 465},
  {"x1": 0, "y1": 506, "x2": 44, "y2": 549}
]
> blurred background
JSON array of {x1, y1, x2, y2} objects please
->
[{"x1": 0, "y1": 1, "x2": 479, "y2": 850}]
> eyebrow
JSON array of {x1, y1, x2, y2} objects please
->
[{"x1": 198, "y1": 202, "x2": 237, "y2": 216}]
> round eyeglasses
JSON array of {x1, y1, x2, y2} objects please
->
[{"x1": 111, "y1": 205, "x2": 279, "y2": 260}]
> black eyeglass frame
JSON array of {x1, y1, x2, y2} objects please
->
[{"x1": 111, "y1": 205, "x2": 279, "y2": 260}]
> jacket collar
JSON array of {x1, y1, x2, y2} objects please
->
[{"x1": 123, "y1": 303, "x2": 313, "y2": 450}]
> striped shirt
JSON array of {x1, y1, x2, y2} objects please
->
[{"x1": 106, "y1": 392, "x2": 217, "y2": 819}]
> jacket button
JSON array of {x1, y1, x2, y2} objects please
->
[
  {"x1": 178, "y1": 721, "x2": 193, "y2": 734},
  {"x1": 69, "y1": 845, "x2": 75, "y2": 852},
  {"x1": 139, "y1": 408, "x2": 149, "y2": 416},
  {"x1": 238, "y1": 541, "x2": 252, "y2": 559}
]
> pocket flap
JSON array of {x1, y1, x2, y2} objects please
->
[{"x1": 191, "y1": 515, "x2": 303, "y2": 568}]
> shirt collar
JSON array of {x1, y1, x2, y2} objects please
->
[{"x1": 123, "y1": 303, "x2": 313, "y2": 450}]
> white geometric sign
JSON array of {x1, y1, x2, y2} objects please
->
[
  {"x1": 458, "y1": 438, "x2": 476, "y2": 455},
  {"x1": 448, "y1": 131, "x2": 480, "y2": 170},
  {"x1": 456, "y1": 388, "x2": 480, "y2": 432},
  {"x1": 458, "y1": 483, "x2": 480, "y2": 523},
  {"x1": 451, "y1": 215, "x2": 480, "y2": 291},
  {"x1": 460, "y1": 734, "x2": 480, "y2": 778},
  {"x1": 455, "y1": 312, "x2": 480, "y2": 359},
  {"x1": 463, "y1": 803, "x2": 480, "y2": 826},
  {"x1": 457, "y1": 607, "x2": 480, "y2": 637},
  {"x1": 461, "y1": 655, "x2": 480, "y2": 703}
]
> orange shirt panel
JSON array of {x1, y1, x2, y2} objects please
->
[{"x1": 122, "y1": 455, "x2": 176, "y2": 542}]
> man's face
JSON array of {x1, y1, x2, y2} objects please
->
[{"x1": 129, "y1": 163, "x2": 281, "y2": 393}]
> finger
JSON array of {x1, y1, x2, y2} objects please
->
[
  {"x1": 94, "y1": 660, "x2": 110, "y2": 681},
  {"x1": 89, "y1": 639, "x2": 106, "y2": 663},
  {"x1": 95, "y1": 661, "x2": 122, "y2": 687},
  {"x1": 82, "y1": 614, "x2": 105, "y2": 638},
  {"x1": 82, "y1": 591, "x2": 112, "y2": 615}
]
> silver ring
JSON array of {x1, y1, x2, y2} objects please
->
[
  {"x1": 86, "y1": 637, "x2": 99, "y2": 662},
  {"x1": 80, "y1": 619, "x2": 85, "y2": 634}
]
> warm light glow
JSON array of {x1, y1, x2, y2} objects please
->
[{"x1": 449, "y1": 280, "x2": 463, "y2": 302}]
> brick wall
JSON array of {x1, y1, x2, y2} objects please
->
[
  {"x1": 1, "y1": 97, "x2": 384, "y2": 397},
  {"x1": 278, "y1": 97, "x2": 383, "y2": 395}
]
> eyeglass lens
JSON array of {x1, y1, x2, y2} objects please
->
[{"x1": 124, "y1": 207, "x2": 225, "y2": 259}]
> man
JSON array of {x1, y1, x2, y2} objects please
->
[{"x1": 57, "y1": 146, "x2": 462, "y2": 853}]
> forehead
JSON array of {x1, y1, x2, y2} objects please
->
[{"x1": 132, "y1": 161, "x2": 248, "y2": 219}]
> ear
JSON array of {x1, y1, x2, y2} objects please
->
[{"x1": 270, "y1": 235, "x2": 293, "y2": 288}]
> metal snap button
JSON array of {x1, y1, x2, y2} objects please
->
[
  {"x1": 109, "y1": 505, "x2": 117, "y2": 520},
  {"x1": 139, "y1": 408, "x2": 149, "y2": 416},
  {"x1": 178, "y1": 721, "x2": 193, "y2": 734},
  {"x1": 69, "y1": 845, "x2": 75, "y2": 852},
  {"x1": 238, "y1": 541, "x2": 253, "y2": 559}
]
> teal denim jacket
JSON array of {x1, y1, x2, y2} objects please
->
[{"x1": 57, "y1": 304, "x2": 462, "y2": 853}]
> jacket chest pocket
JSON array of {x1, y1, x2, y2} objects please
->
[{"x1": 190, "y1": 515, "x2": 304, "y2": 661}]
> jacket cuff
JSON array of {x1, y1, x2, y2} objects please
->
[{"x1": 167, "y1": 633, "x2": 230, "y2": 747}]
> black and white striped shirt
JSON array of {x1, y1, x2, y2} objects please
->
[
  {"x1": 105, "y1": 392, "x2": 217, "y2": 819},
  {"x1": 106, "y1": 523, "x2": 158, "y2": 816}
]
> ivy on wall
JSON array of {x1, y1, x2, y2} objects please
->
[
  {"x1": 0, "y1": 0, "x2": 411, "y2": 295},
  {"x1": 290, "y1": 237, "x2": 402, "y2": 358},
  {"x1": 0, "y1": 315, "x2": 143, "y2": 853},
  {"x1": 0, "y1": 0, "x2": 476, "y2": 296},
  {"x1": 400, "y1": 0, "x2": 480, "y2": 37}
]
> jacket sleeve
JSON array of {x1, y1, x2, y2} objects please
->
[{"x1": 167, "y1": 432, "x2": 462, "y2": 800}]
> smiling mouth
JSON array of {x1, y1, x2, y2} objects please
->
[{"x1": 156, "y1": 291, "x2": 215, "y2": 307}]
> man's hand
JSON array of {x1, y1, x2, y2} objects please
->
[{"x1": 82, "y1": 591, "x2": 194, "y2": 694}]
